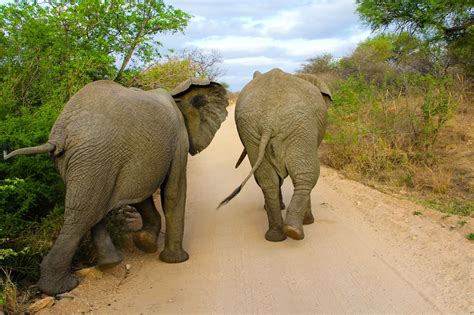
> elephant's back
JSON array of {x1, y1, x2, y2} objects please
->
[
  {"x1": 235, "y1": 68, "x2": 325, "y2": 127},
  {"x1": 235, "y1": 69, "x2": 327, "y2": 179},
  {"x1": 50, "y1": 80, "x2": 178, "y2": 153},
  {"x1": 50, "y1": 81, "x2": 179, "y2": 207}
]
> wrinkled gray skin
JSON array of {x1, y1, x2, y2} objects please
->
[
  {"x1": 4, "y1": 79, "x2": 228, "y2": 295},
  {"x1": 220, "y1": 69, "x2": 331, "y2": 242}
]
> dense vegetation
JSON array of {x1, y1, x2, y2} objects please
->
[{"x1": 300, "y1": 1, "x2": 473, "y2": 217}]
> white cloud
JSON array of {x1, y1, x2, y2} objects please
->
[
  {"x1": 224, "y1": 56, "x2": 298, "y2": 68},
  {"x1": 187, "y1": 31, "x2": 370, "y2": 58},
  {"x1": 160, "y1": 0, "x2": 372, "y2": 90}
]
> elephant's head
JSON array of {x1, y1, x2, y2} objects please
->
[
  {"x1": 171, "y1": 78, "x2": 228, "y2": 155},
  {"x1": 294, "y1": 73, "x2": 332, "y2": 108}
]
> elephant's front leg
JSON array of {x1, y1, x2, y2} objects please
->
[
  {"x1": 132, "y1": 197, "x2": 162, "y2": 253},
  {"x1": 159, "y1": 146, "x2": 189, "y2": 263}
]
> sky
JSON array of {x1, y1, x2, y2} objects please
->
[
  {"x1": 0, "y1": 0, "x2": 372, "y2": 91},
  {"x1": 159, "y1": 0, "x2": 372, "y2": 91}
]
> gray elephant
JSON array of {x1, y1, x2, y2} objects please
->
[
  {"x1": 219, "y1": 69, "x2": 331, "y2": 242},
  {"x1": 4, "y1": 78, "x2": 228, "y2": 295}
]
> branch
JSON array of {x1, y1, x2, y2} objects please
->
[
  {"x1": 444, "y1": 18, "x2": 474, "y2": 34},
  {"x1": 114, "y1": 18, "x2": 149, "y2": 81}
]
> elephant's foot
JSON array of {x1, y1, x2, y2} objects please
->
[
  {"x1": 283, "y1": 224, "x2": 305, "y2": 240},
  {"x1": 303, "y1": 210, "x2": 314, "y2": 225},
  {"x1": 265, "y1": 228, "x2": 287, "y2": 242},
  {"x1": 97, "y1": 249, "x2": 123, "y2": 267},
  {"x1": 37, "y1": 272, "x2": 79, "y2": 296},
  {"x1": 133, "y1": 229, "x2": 158, "y2": 253},
  {"x1": 159, "y1": 248, "x2": 189, "y2": 263}
]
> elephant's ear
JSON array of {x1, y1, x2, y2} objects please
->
[
  {"x1": 172, "y1": 78, "x2": 228, "y2": 155},
  {"x1": 294, "y1": 73, "x2": 332, "y2": 107}
]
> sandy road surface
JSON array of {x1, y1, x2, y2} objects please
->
[{"x1": 45, "y1": 106, "x2": 473, "y2": 314}]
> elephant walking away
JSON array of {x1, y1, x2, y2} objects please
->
[
  {"x1": 3, "y1": 78, "x2": 228, "y2": 295},
  {"x1": 219, "y1": 69, "x2": 332, "y2": 242}
]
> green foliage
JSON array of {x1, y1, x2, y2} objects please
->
[
  {"x1": 138, "y1": 56, "x2": 199, "y2": 91},
  {"x1": 299, "y1": 54, "x2": 337, "y2": 74},
  {"x1": 356, "y1": 0, "x2": 473, "y2": 37},
  {"x1": 355, "y1": 0, "x2": 473, "y2": 75},
  {"x1": 301, "y1": 31, "x2": 472, "y2": 216},
  {"x1": 0, "y1": 175, "x2": 64, "y2": 280},
  {"x1": 136, "y1": 49, "x2": 225, "y2": 91},
  {"x1": 466, "y1": 233, "x2": 474, "y2": 241}
]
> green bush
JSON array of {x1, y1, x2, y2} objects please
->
[{"x1": 138, "y1": 56, "x2": 198, "y2": 91}]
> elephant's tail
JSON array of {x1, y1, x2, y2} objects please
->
[
  {"x1": 3, "y1": 143, "x2": 55, "y2": 160},
  {"x1": 235, "y1": 148, "x2": 247, "y2": 168},
  {"x1": 218, "y1": 131, "x2": 271, "y2": 209}
]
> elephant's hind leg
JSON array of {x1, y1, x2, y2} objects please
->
[
  {"x1": 303, "y1": 199, "x2": 315, "y2": 225},
  {"x1": 279, "y1": 177, "x2": 286, "y2": 210},
  {"x1": 38, "y1": 167, "x2": 116, "y2": 295},
  {"x1": 284, "y1": 152, "x2": 320, "y2": 240},
  {"x1": 132, "y1": 197, "x2": 162, "y2": 253},
  {"x1": 38, "y1": 206, "x2": 102, "y2": 295},
  {"x1": 254, "y1": 160, "x2": 286, "y2": 242},
  {"x1": 91, "y1": 218, "x2": 123, "y2": 266}
]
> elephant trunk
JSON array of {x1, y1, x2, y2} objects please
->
[{"x1": 3, "y1": 142, "x2": 55, "y2": 160}]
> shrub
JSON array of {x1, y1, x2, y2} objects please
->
[{"x1": 136, "y1": 49, "x2": 225, "y2": 91}]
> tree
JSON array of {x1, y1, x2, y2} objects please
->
[
  {"x1": 179, "y1": 48, "x2": 225, "y2": 81},
  {"x1": 298, "y1": 54, "x2": 336, "y2": 75},
  {"x1": 355, "y1": 0, "x2": 473, "y2": 75},
  {"x1": 0, "y1": 1, "x2": 191, "y2": 111},
  {"x1": 356, "y1": 0, "x2": 473, "y2": 38},
  {"x1": 137, "y1": 48, "x2": 225, "y2": 90},
  {"x1": 137, "y1": 56, "x2": 197, "y2": 90}
]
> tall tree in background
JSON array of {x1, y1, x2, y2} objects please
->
[
  {"x1": 356, "y1": 0, "x2": 473, "y2": 37},
  {"x1": 137, "y1": 48, "x2": 225, "y2": 90},
  {"x1": 0, "y1": 0, "x2": 191, "y2": 112},
  {"x1": 356, "y1": 0, "x2": 473, "y2": 74}
]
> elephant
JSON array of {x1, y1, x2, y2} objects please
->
[
  {"x1": 3, "y1": 78, "x2": 228, "y2": 295},
  {"x1": 219, "y1": 68, "x2": 331, "y2": 242}
]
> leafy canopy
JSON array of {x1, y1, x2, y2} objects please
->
[
  {"x1": 0, "y1": 0, "x2": 191, "y2": 114},
  {"x1": 356, "y1": 0, "x2": 473, "y2": 39},
  {"x1": 355, "y1": 0, "x2": 473, "y2": 75}
]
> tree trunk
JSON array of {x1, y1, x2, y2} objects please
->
[{"x1": 114, "y1": 23, "x2": 146, "y2": 82}]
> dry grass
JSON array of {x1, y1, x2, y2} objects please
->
[
  {"x1": 0, "y1": 268, "x2": 30, "y2": 314},
  {"x1": 321, "y1": 75, "x2": 473, "y2": 217}
]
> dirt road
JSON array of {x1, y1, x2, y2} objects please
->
[{"x1": 46, "y1": 106, "x2": 473, "y2": 314}]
